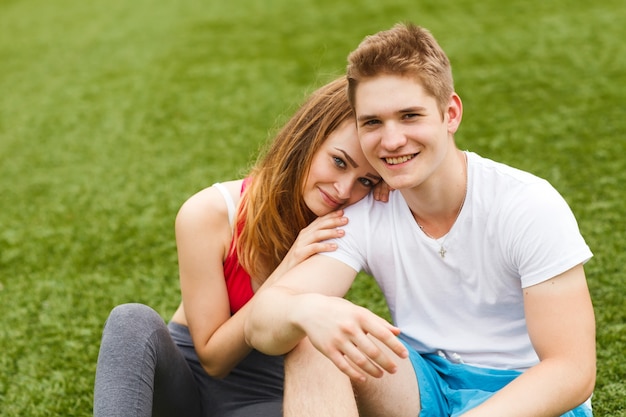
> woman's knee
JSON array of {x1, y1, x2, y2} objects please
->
[{"x1": 103, "y1": 303, "x2": 165, "y2": 341}]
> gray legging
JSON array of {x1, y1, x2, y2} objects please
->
[{"x1": 93, "y1": 303, "x2": 284, "y2": 417}]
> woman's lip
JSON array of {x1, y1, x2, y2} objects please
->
[{"x1": 319, "y1": 188, "x2": 341, "y2": 208}]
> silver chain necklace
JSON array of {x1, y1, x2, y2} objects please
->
[
  {"x1": 417, "y1": 153, "x2": 468, "y2": 259},
  {"x1": 417, "y1": 192, "x2": 466, "y2": 258}
]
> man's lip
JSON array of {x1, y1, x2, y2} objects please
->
[{"x1": 383, "y1": 152, "x2": 418, "y2": 165}]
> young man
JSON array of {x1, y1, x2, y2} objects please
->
[{"x1": 244, "y1": 23, "x2": 596, "y2": 416}]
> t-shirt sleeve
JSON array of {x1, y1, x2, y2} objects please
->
[
  {"x1": 504, "y1": 181, "x2": 593, "y2": 288},
  {"x1": 318, "y1": 195, "x2": 373, "y2": 273}
]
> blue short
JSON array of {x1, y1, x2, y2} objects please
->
[{"x1": 401, "y1": 340, "x2": 593, "y2": 417}]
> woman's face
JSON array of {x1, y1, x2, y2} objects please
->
[{"x1": 303, "y1": 118, "x2": 382, "y2": 217}]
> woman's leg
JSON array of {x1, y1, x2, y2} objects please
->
[
  {"x1": 215, "y1": 349, "x2": 284, "y2": 417},
  {"x1": 93, "y1": 303, "x2": 202, "y2": 417},
  {"x1": 176, "y1": 335, "x2": 284, "y2": 417}
]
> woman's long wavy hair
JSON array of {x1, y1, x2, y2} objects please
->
[{"x1": 235, "y1": 76, "x2": 353, "y2": 283}]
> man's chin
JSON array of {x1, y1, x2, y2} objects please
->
[{"x1": 382, "y1": 176, "x2": 414, "y2": 191}]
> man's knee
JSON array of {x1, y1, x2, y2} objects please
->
[
  {"x1": 285, "y1": 338, "x2": 319, "y2": 370},
  {"x1": 283, "y1": 338, "x2": 359, "y2": 417},
  {"x1": 351, "y1": 339, "x2": 420, "y2": 417}
]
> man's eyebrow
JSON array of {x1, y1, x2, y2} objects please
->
[
  {"x1": 356, "y1": 114, "x2": 377, "y2": 122},
  {"x1": 399, "y1": 106, "x2": 428, "y2": 113},
  {"x1": 357, "y1": 106, "x2": 429, "y2": 122},
  {"x1": 336, "y1": 148, "x2": 358, "y2": 168}
]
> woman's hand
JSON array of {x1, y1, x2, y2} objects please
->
[
  {"x1": 279, "y1": 210, "x2": 348, "y2": 273},
  {"x1": 373, "y1": 181, "x2": 393, "y2": 202}
]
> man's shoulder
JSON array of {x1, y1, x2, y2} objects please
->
[
  {"x1": 343, "y1": 192, "x2": 376, "y2": 216},
  {"x1": 343, "y1": 191, "x2": 406, "y2": 221},
  {"x1": 470, "y1": 151, "x2": 546, "y2": 187}
]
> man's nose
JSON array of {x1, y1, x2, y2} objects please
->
[{"x1": 381, "y1": 123, "x2": 407, "y2": 150}]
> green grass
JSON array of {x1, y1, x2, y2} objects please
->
[{"x1": 1, "y1": 0, "x2": 624, "y2": 415}]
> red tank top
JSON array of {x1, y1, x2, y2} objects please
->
[{"x1": 222, "y1": 178, "x2": 254, "y2": 314}]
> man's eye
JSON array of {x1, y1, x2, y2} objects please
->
[{"x1": 362, "y1": 119, "x2": 380, "y2": 127}]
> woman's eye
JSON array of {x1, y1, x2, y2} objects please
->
[
  {"x1": 333, "y1": 157, "x2": 346, "y2": 168},
  {"x1": 359, "y1": 177, "x2": 374, "y2": 187}
]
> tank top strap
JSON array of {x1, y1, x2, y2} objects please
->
[{"x1": 212, "y1": 182, "x2": 236, "y2": 227}]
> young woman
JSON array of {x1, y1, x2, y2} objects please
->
[{"x1": 93, "y1": 76, "x2": 385, "y2": 417}]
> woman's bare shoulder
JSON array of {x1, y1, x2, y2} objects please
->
[{"x1": 176, "y1": 179, "x2": 245, "y2": 229}]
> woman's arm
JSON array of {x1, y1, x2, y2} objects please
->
[
  {"x1": 176, "y1": 181, "x2": 352, "y2": 378},
  {"x1": 175, "y1": 183, "x2": 245, "y2": 378}
]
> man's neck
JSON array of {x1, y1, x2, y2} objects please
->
[{"x1": 402, "y1": 150, "x2": 467, "y2": 239}]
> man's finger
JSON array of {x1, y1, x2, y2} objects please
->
[{"x1": 342, "y1": 340, "x2": 385, "y2": 378}]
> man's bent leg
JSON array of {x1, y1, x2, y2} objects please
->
[
  {"x1": 283, "y1": 338, "x2": 358, "y2": 417},
  {"x1": 353, "y1": 337, "x2": 420, "y2": 417}
]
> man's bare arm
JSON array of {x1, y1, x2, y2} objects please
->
[
  {"x1": 244, "y1": 255, "x2": 408, "y2": 380},
  {"x1": 462, "y1": 263, "x2": 596, "y2": 416}
]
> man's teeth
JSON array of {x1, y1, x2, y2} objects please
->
[{"x1": 385, "y1": 154, "x2": 415, "y2": 165}]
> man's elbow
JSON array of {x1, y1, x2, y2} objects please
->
[
  {"x1": 243, "y1": 309, "x2": 263, "y2": 351},
  {"x1": 244, "y1": 292, "x2": 284, "y2": 354},
  {"x1": 244, "y1": 326, "x2": 285, "y2": 356},
  {"x1": 577, "y1": 360, "x2": 597, "y2": 402},
  {"x1": 201, "y1": 361, "x2": 233, "y2": 379},
  {"x1": 566, "y1": 356, "x2": 596, "y2": 408}
]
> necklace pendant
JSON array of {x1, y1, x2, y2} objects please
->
[{"x1": 439, "y1": 246, "x2": 446, "y2": 258}]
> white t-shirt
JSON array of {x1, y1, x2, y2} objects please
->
[{"x1": 323, "y1": 151, "x2": 592, "y2": 371}]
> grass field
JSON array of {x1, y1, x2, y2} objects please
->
[{"x1": 1, "y1": 0, "x2": 625, "y2": 415}]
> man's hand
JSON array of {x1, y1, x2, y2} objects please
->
[{"x1": 295, "y1": 293, "x2": 408, "y2": 381}]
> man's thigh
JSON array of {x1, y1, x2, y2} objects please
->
[
  {"x1": 284, "y1": 338, "x2": 359, "y2": 417},
  {"x1": 352, "y1": 337, "x2": 420, "y2": 417}
]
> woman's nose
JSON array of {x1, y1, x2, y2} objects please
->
[{"x1": 334, "y1": 178, "x2": 352, "y2": 200}]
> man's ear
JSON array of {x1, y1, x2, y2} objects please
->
[{"x1": 446, "y1": 93, "x2": 463, "y2": 134}]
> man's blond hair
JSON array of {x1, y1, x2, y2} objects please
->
[{"x1": 347, "y1": 23, "x2": 454, "y2": 117}]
